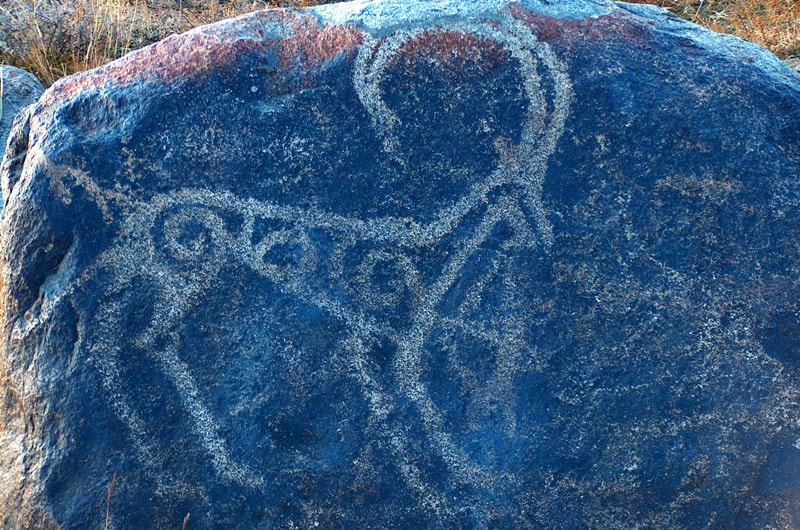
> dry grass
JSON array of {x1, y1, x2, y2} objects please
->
[
  {"x1": 0, "y1": 0, "x2": 332, "y2": 86},
  {"x1": 627, "y1": 0, "x2": 800, "y2": 58},
  {"x1": 0, "y1": 0, "x2": 798, "y2": 86},
  {"x1": 2, "y1": 0, "x2": 156, "y2": 85}
]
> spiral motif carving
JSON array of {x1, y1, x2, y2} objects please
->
[
  {"x1": 76, "y1": 10, "x2": 574, "y2": 525},
  {"x1": 161, "y1": 206, "x2": 227, "y2": 263}
]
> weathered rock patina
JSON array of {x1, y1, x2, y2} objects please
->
[
  {"x1": 1, "y1": 0, "x2": 800, "y2": 527},
  {"x1": 0, "y1": 65, "x2": 43, "y2": 168}
]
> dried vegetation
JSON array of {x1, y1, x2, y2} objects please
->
[
  {"x1": 0, "y1": 0, "x2": 798, "y2": 86},
  {"x1": 0, "y1": 0, "x2": 331, "y2": 85},
  {"x1": 627, "y1": 0, "x2": 800, "y2": 58}
]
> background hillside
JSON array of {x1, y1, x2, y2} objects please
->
[{"x1": 0, "y1": 0, "x2": 798, "y2": 86}]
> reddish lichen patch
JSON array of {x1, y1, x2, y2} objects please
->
[
  {"x1": 48, "y1": 9, "x2": 361, "y2": 101},
  {"x1": 275, "y1": 14, "x2": 363, "y2": 75},
  {"x1": 47, "y1": 31, "x2": 247, "y2": 101},
  {"x1": 505, "y1": 2, "x2": 651, "y2": 51},
  {"x1": 388, "y1": 29, "x2": 511, "y2": 79}
]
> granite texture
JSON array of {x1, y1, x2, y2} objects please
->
[
  {"x1": 1, "y1": 0, "x2": 800, "y2": 528},
  {"x1": 0, "y1": 65, "x2": 43, "y2": 164}
]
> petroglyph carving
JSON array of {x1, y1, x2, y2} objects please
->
[{"x1": 62, "y1": 12, "x2": 573, "y2": 518}]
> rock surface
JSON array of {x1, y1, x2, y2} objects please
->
[
  {"x1": 2, "y1": 0, "x2": 800, "y2": 528},
  {"x1": 0, "y1": 65, "x2": 43, "y2": 153}
]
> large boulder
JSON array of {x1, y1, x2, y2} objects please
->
[
  {"x1": 2, "y1": 0, "x2": 800, "y2": 527},
  {"x1": 0, "y1": 65, "x2": 43, "y2": 153}
]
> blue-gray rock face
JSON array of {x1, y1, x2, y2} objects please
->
[
  {"x1": 0, "y1": 65, "x2": 43, "y2": 160},
  {"x1": 2, "y1": 0, "x2": 800, "y2": 528}
]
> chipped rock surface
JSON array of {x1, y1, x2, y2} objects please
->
[
  {"x1": 1, "y1": 0, "x2": 800, "y2": 528},
  {"x1": 0, "y1": 65, "x2": 43, "y2": 153}
]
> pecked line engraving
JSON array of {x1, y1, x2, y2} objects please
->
[{"x1": 20, "y1": 11, "x2": 573, "y2": 520}]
